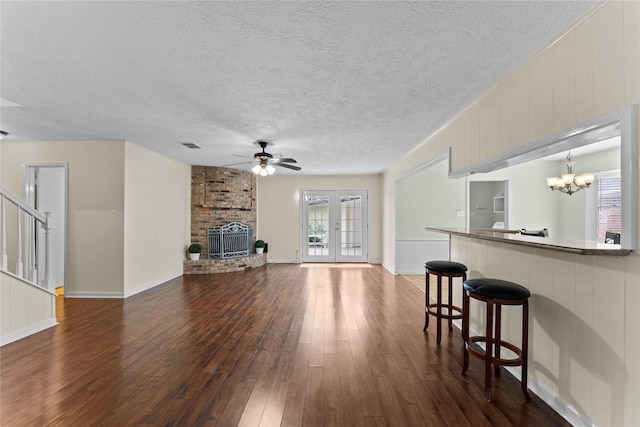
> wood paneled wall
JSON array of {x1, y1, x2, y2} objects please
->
[{"x1": 383, "y1": 2, "x2": 640, "y2": 425}]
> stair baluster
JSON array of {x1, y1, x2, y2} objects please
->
[{"x1": 0, "y1": 187, "x2": 52, "y2": 288}]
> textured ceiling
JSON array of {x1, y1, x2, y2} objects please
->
[{"x1": 0, "y1": 1, "x2": 596, "y2": 175}]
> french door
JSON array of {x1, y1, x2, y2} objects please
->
[{"x1": 301, "y1": 189, "x2": 368, "y2": 262}]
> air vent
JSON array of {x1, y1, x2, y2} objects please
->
[{"x1": 178, "y1": 142, "x2": 201, "y2": 149}]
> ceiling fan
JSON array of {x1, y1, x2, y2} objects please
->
[{"x1": 227, "y1": 140, "x2": 301, "y2": 176}]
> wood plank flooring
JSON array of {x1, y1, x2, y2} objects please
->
[{"x1": 0, "y1": 264, "x2": 569, "y2": 426}]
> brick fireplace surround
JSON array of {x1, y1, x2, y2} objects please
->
[{"x1": 183, "y1": 166, "x2": 266, "y2": 274}]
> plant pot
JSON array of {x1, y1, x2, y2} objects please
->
[
  {"x1": 255, "y1": 247, "x2": 264, "y2": 254},
  {"x1": 189, "y1": 253, "x2": 200, "y2": 260}
]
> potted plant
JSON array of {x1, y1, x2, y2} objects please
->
[
  {"x1": 188, "y1": 243, "x2": 202, "y2": 260},
  {"x1": 255, "y1": 239, "x2": 266, "y2": 254}
]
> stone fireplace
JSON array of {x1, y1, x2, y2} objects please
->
[{"x1": 184, "y1": 166, "x2": 265, "y2": 274}]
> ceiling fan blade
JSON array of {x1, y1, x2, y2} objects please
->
[
  {"x1": 275, "y1": 163, "x2": 301, "y2": 171},
  {"x1": 222, "y1": 161, "x2": 252, "y2": 167},
  {"x1": 271, "y1": 157, "x2": 297, "y2": 164}
]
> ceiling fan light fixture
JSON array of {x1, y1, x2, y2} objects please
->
[
  {"x1": 243, "y1": 140, "x2": 299, "y2": 175},
  {"x1": 252, "y1": 163, "x2": 276, "y2": 176}
]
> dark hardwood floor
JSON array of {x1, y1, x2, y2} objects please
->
[{"x1": 1, "y1": 264, "x2": 569, "y2": 426}]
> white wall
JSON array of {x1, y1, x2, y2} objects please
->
[
  {"x1": 1, "y1": 140, "x2": 192, "y2": 298},
  {"x1": 123, "y1": 141, "x2": 191, "y2": 297},
  {"x1": 396, "y1": 157, "x2": 466, "y2": 240},
  {"x1": 395, "y1": 157, "x2": 466, "y2": 273},
  {"x1": 1, "y1": 140, "x2": 126, "y2": 296},
  {"x1": 1, "y1": 269, "x2": 57, "y2": 346},
  {"x1": 257, "y1": 174, "x2": 382, "y2": 263},
  {"x1": 478, "y1": 158, "x2": 560, "y2": 234},
  {"x1": 382, "y1": 2, "x2": 640, "y2": 425},
  {"x1": 394, "y1": 240, "x2": 450, "y2": 274}
]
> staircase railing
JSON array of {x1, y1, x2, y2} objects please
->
[{"x1": 0, "y1": 186, "x2": 54, "y2": 288}]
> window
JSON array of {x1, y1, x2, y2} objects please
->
[{"x1": 597, "y1": 171, "x2": 621, "y2": 242}]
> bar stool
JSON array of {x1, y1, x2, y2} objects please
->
[
  {"x1": 461, "y1": 278, "x2": 531, "y2": 402},
  {"x1": 423, "y1": 260, "x2": 467, "y2": 344}
]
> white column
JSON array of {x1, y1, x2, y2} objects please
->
[
  {"x1": 1, "y1": 196, "x2": 7, "y2": 270},
  {"x1": 41, "y1": 212, "x2": 55, "y2": 290}
]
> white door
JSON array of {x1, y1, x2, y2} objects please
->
[{"x1": 301, "y1": 190, "x2": 368, "y2": 262}]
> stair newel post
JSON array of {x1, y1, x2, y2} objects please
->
[
  {"x1": 1, "y1": 196, "x2": 7, "y2": 270},
  {"x1": 16, "y1": 206, "x2": 23, "y2": 277},
  {"x1": 41, "y1": 212, "x2": 55, "y2": 290}
]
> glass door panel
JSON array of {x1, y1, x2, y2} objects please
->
[
  {"x1": 307, "y1": 194, "x2": 330, "y2": 259},
  {"x1": 337, "y1": 192, "x2": 367, "y2": 262},
  {"x1": 301, "y1": 190, "x2": 367, "y2": 263}
]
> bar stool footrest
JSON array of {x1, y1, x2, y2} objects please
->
[
  {"x1": 426, "y1": 304, "x2": 463, "y2": 320},
  {"x1": 466, "y1": 336, "x2": 524, "y2": 367}
]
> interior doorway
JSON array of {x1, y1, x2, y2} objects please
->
[
  {"x1": 301, "y1": 189, "x2": 368, "y2": 262},
  {"x1": 24, "y1": 164, "x2": 67, "y2": 294},
  {"x1": 467, "y1": 179, "x2": 509, "y2": 230}
]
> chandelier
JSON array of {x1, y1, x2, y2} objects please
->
[{"x1": 546, "y1": 152, "x2": 594, "y2": 195}]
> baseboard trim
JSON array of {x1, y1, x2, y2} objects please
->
[
  {"x1": 381, "y1": 262, "x2": 395, "y2": 274},
  {"x1": 123, "y1": 273, "x2": 182, "y2": 298},
  {"x1": 395, "y1": 269, "x2": 424, "y2": 275},
  {"x1": 1, "y1": 319, "x2": 58, "y2": 347},
  {"x1": 525, "y1": 375, "x2": 593, "y2": 427},
  {"x1": 64, "y1": 291, "x2": 125, "y2": 298},
  {"x1": 453, "y1": 319, "x2": 594, "y2": 427}
]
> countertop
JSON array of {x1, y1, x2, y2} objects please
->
[{"x1": 425, "y1": 227, "x2": 632, "y2": 256}]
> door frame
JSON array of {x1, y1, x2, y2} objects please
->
[
  {"x1": 23, "y1": 162, "x2": 69, "y2": 293},
  {"x1": 300, "y1": 188, "x2": 368, "y2": 263},
  {"x1": 466, "y1": 177, "x2": 510, "y2": 230}
]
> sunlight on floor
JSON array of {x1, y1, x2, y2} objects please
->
[
  {"x1": 401, "y1": 274, "x2": 440, "y2": 299},
  {"x1": 299, "y1": 263, "x2": 374, "y2": 269}
]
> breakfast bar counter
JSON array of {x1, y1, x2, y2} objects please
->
[{"x1": 425, "y1": 227, "x2": 632, "y2": 256}]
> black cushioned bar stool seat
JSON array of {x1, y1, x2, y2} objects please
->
[
  {"x1": 423, "y1": 260, "x2": 467, "y2": 344},
  {"x1": 461, "y1": 278, "x2": 531, "y2": 402}
]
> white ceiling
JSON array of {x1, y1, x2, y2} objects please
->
[
  {"x1": 0, "y1": 1, "x2": 596, "y2": 175},
  {"x1": 540, "y1": 135, "x2": 621, "y2": 161}
]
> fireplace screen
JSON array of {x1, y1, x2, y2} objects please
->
[{"x1": 208, "y1": 222, "x2": 253, "y2": 259}]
